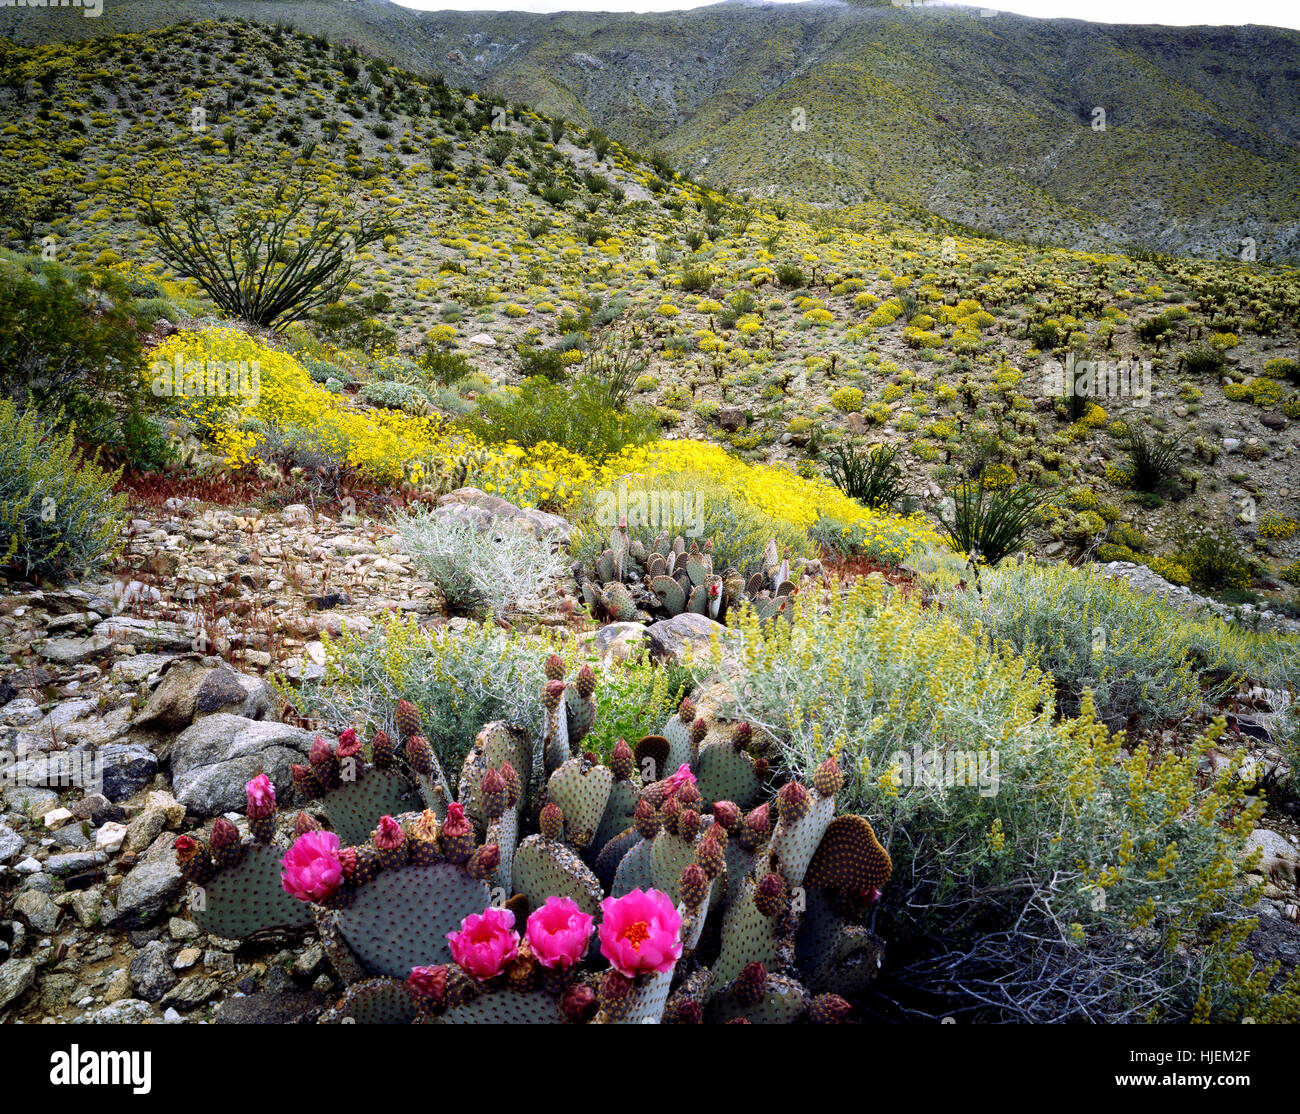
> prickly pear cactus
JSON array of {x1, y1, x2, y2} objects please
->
[{"x1": 182, "y1": 658, "x2": 891, "y2": 1024}]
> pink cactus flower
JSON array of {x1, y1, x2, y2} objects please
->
[
  {"x1": 280, "y1": 830, "x2": 343, "y2": 902},
  {"x1": 664, "y1": 763, "x2": 697, "y2": 795},
  {"x1": 407, "y1": 965, "x2": 449, "y2": 1002},
  {"x1": 598, "y1": 888, "x2": 682, "y2": 978},
  {"x1": 245, "y1": 773, "x2": 276, "y2": 818},
  {"x1": 446, "y1": 906, "x2": 519, "y2": 981},
  {"x1": 525, "y1": 896, "x2": 595, "y2": 970}
]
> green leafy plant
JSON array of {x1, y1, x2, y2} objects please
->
[
  {"x1": 824, "y1": 442, "x2": 909, "y2": 511},
  {"x1": 936, "y1": 480, "x2": 1051, "y2": 566},
  {"x1": 0, "y1": 401, "x2": 126, "y2": 583}
]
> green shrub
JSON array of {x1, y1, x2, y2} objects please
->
[
  {"x1": 459, "y1": 374, "x2": 659, "y2": 462},
  {"x1": 1124, "y1": 428, "x2": 1183, "y2": 493},
  {"x1": 824, "y1": 441, "x2": 909, "y2": 511},
  {"x1": 360, "y1": 380, "x2": 429, "y2": 414},
  {"x1": 704, "y1": 584, "x2": 1289, "y2": 1022},
  {"x1": 419, "y1": 348, "x2": 473, "y2": 387},
  {"x1": 0, "y1": 402, "x2": 126, "y2": 583},
  {"x1": 775, "y1": 262, "x2": 805, "y2": 288},
  {"x1": 294, "y1": 612, "x2": 555, "y2": 772},
  {"x1": 937, "y1": 480, "x2": 1051, "y2": 566},
  {"x1": 944, "y1": 563, "x2": 1209, "y2": 728},
  {"x1": 1172, "y1": 521, "x2": 1254, "y2": 592},
  {"x1": 395, "y1": 507, "x2": 567, "y2": 620},
  {"x1": 0, "y1": 256, "x2": 158, "y2": 461}
]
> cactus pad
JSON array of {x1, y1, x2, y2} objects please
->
[
  {"x1": 335, "y1": 863, "x2": 493, "y2": 978},
  {"x1": 328, "y1": 977, "x2": 417, "y2": 1024},
  {"x1": 803, "y1": 814, "x2": 893, "y2": 891},
  {"x1": 435, "y1": 988, "x2": 566, "y2": 1025},
  {"x1": 192, "y1": 842, "x2": 314, "y2": 938},
  {"x1": 322, "y1": 768, "x2": 420, "y2": 848},
  {"x1": 546, "y1": 758, "x2": 614, "y2": 848},
  {"x1": 513, "y1": 835, "x2": 603, "y2": 916},
  {"x1": 694, "y1": 739, "x2": 762, "y2": 808}
]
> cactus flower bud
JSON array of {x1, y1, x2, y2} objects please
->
[
  {"x1": 499, "y1": 761, "x2": 521, "y2": 808},
  {"x1": 561, "y1": 982, "x2": 598, "y2": 1024},
  {"x1": 677, "y1": 808, "x2": 701, "y2": 842},
  {"x1": 812, "y1": 755, "x2": 843, "y2": 799},
  {"x1": 174, "y1": 834, "x2": 213, "y2": 884},
  {"x1": 544, "y1": 653, "x2": 566, "y2": 681},
  {"x1": 678, "y1": 696, "x2": 695, "y2": 723},
  {"x1": 245, "y1": 773, "x2": 276, "y2": 819},
  {"x1": 712, "y1": 800, "x2": 741, "y2": 832},
  {"x1": 678, "y1": 862, "x2": 708, "y2": 909},
  {"x1": 370, "y1": 729, "x2": 395, "y2": 769},
  {"x1": 733, "y1": 720, "x2": 752, "y2": 750},
  {"x1": 539, "y1": 802, "x2": 564, "y2": 842},
  {"x1": 755, "y1": 872, "x2": 788, "y2": 918},
  {"x1": 808, "y1": 994, "x2": 853, "y2": 1024},
  {"x1": 405, "y1": 734, "x2": 434, "y2": 778},
  {"x1": 690, "y1": 717, "x2": 708, "y2": 745},
  {"x1": 439, "y1": 801, "x2": 474, "y2": 865},
  {"x1": 575, "y1": 664, "x2": 596, "y2": 698},
  {"x1": 373, "y1": 815, "x2": 405, "y2": 851},
  {"x1": 610, "y1": 738, "x2": 635, "y2": 782},
  {"x1": 777, "y1": 781, "x2": 811, "y2": 825},
  {"x1": 408, "y1": 964, "x2": 448, "y2": 1003},
  {"x1": 469, "y1": 842, "x2": 501, "y2": 882},
  {"x1": 736, "y1": 961, "x2": 766, "y2": 1007},
  {"x1": 210, "y1": 817, "x2": 239, "y2": 849},
  {"x1": 541, "y1": 679, "x2": 566, "y2": 711},
  {"x1": 394, "y1": 699, "x2": 421, "y2": 741},
  {"x1": 291, "y1": 762, "x2": 320, "y2": 801},
  {"x1": 482, "y1": 767, "x2": 507, "y2": 820},
  {"x1": 696, "y1": 833, "x2": 724, "y2": 880},
  {"x1": 633, "y1": 798, "x2": 660, "y2": 840},
  {"x1": 294, "y1": 812, "x2": 321, "y2": 837}
]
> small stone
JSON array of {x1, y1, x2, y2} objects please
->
[
  {"x1": 130, "y1": 940, "x2": 178, "y2": 1003},
  {"x1": 0, "y1": 958, "x2": 37, "y2": 1009},
  {"x1": 43, "y1": 807, "x2": 74, "y2": 830},
  {"x1": 15, "y1": 856, "x2": 42, "y2": 874},
  {"x1": 15, "y1": 890, "x2": 61, "y2": 933},
  {"x1": 103, "y1": 969, "x2": 133, "y2": 1004},
  {"x1": 96, "y1": 821, "x2": 128, "y2": 854}
]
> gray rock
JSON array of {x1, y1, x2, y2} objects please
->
[
  {"x1": 0, "y1": 697, "x2": 43, "y2": 727},
  {"x1": 214, "y1": 990, "x2": 326, "y2": 1024},
  {"x1": 170, "y1": 714, "x2": 323, "y2": 817},
  {"x1": 0, "y1": 958, "x2": 36, "y2": 1010},
  {"x1": 718, "y1": 406, "x2": 748, "y2": 431},
  {"x1": 105, "y1": 838, "x2": 184, "y2": 929},
  {"x1": 130, "y1": 940, "x2": 178, "y2": 1002},
  {"x1": 77, "y1": 999, "x2": 155, "y2": 1024},
  {"x1": 39, "y1": 699, "x2": 98, "y2": 731},
  {"x1": 0, "y1": 821, "x2": 23, "y2": 863},
  {"x1": 93, "y1": 616, "x2": 193, "y2": 651},
  {"x1": 160, "y1": 976, "x2": 220, "y2": 1011},
  {"x1": 14, "y1": 889, "x2": 61, "y2": 933},
  {"x1": 436, "y1": 487, "x2": 571, "y2": 544},
  {"x1": 134, "y1": 659, "x2": 276, "y2": 732},
  {"x1": 4, "y1": 786, "x2": 58, "y2": 816},
  {"x1": 37, "y1": 635, "x2": 115, "y2": 665},
  {"x1": 44, "y1": 850, "x2": 109, "y2": 876},
  {"x1": 98, "y1": 743, "x2": 160, "y2": 802},
  {"x1": 594, "y1": 621, "x2": 648, "y2": 661},
  {"x1": 646, "y1": 613, "x2": 736, "y2": 665},
  {"x1": 110, "y1": 653, "x2": 180, "y2": 684}
]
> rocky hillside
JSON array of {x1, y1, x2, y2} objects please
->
[{"x1": 4, "y1": 0, "x2": 1299, "y2": 259}]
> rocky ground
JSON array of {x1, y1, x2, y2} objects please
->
[{"x1": 0, "y1": 491, "x2": 1297, "y2": 1024}]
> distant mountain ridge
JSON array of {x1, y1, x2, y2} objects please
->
[{"x1": 4, "y1": 0, "x2": 1299, "y2": 259}]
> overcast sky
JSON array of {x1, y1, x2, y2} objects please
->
[{"x1": 391, "y1": 0, "x2": 1300, "y2": 30}]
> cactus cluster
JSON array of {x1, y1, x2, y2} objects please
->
[
  {"x1": 575, "y1": 525, "x2": 818, "y2": 625},
  {"x1": 175, "y1": 657, "x2": 890, "y2": 1023}
]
